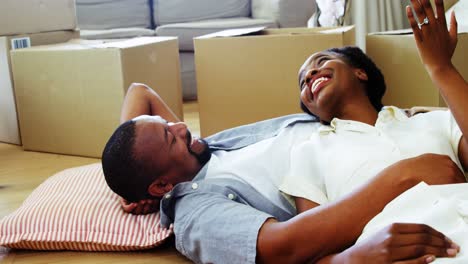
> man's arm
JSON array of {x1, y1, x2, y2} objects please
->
[
  {"x1": 257, "y1": 154, "x2": 465, "y2": 264},
  {"x1": 119, "y1": 83, "x2": 180, "y2": 214},
  {"x1": 120, "y1": 83, "x2": 180, "y2": 123},
  {"x1": 407, "y1": 0, "x2": 468, "y2": 171}
]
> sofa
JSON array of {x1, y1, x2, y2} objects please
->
[{"x1": 76, "y1": 0, "x2": 316, "y2": 100}]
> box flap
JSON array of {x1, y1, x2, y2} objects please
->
[
  {"x1": 197, "y1": 27, "x2": 266, "y2": 39},
  {"x1": 11, "y1": 37, "x2": 177, "y2": 51},
  {"x1": 197, "y1": 26, "x2": 355, "y2": 40},
  {"x1": 318, "y1": 25, "x2": 355, "y2": 34},
  {"x1": 370, "y1": 26, "x2": 468, "y2": 36},
  {"x1": 370, "y1": 28, "x2": 414, "y2": 36},
  {"x1": 89, "y1": 37, "x2": 176, "y2": 49}
]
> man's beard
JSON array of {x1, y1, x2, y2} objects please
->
[{"x1": 186, "y1": 130, "x2": 212, "y2": 166}]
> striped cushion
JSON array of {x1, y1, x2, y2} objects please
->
[{"x1": 0, "y1": 163, "x2": 173, "y2": 251}]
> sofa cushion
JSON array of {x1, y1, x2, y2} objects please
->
[
  {"x1": 251, "y1": 0, "x2": 280, "y2": 23},
  {"x1": 76, "y1": 0, "x2": 151, "y2": 30},
  {"x1": 154, "y1": 0, "x2": 251, "y2": 26},
  {"x1": 252, "y1": 0, "x2": 316, "y2": 27},
  {"x1": 80, "y1": 28, "x2": 156, "y2": 40},
  {"x1": 156, "y1": 17, "x2": 277, "y2": 51},
  {"x1": 180, "y1": 52, "x2": 197, "y2": 100}
]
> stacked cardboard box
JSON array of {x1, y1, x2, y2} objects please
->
[
  {"x1": 1, "y1": 31, "x2": 79, "y2": 145},
  {"x1": 11, "y1": 37, "x2": 183, "y2": 158},
  {"x1": 0, "y1": 0, "x2": 77, "y2": 36},
  {"x1": 367, "y1": 29, "x2": 468, "y2": 108},
  {"x1": 0, "y1": 0, "x2": 78, "y2": 145},
  {"x1": 194, "y1": 26, "x2": 355, "y2": 136}
]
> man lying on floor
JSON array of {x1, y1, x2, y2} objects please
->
[{"x1": 102, "y1": 0, "x2": 466, "y2": 263}]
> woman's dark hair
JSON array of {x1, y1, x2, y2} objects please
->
[
  {"x1": 102, "y1": 120, "x2": 158, "y2": 202},
  {"x1": 300, "y1": 46, "x2": 386, "y2": 116}
]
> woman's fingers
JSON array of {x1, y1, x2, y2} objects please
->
[
  {"x1": 391, "y1": 233, "x2": 448, "y2": 248},
  {"x1": 449, "y1": 11, "x2": 458, "y2": 54},
  {"x1": 435, "y1": 0, "x2": 446, "y2": 24},
  {"x1": 392, "y1": 244, "x2": 457, "y2": 261},
  {"x1": 410, "y1": 0, "x2": 428, "y2": 26},
  {"x1": 407, "y1": 5, "x2": 423, "y2": 42},
  {"x1": 391, "y1": 223, "x2": 445, "y2": 239},
  {"x1": 386, "y1": 223, "x2": 460, "y2": 261},
  {"x1": 394, "y1": 255, "x2": 436, "y2": 264},
  {"x1": 420, "y1": 0, "x2": 437, "y2": 23}
]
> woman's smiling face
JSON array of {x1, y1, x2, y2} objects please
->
[{"x1": 298, "y1": 51, "x2": 369, "y2": 123}]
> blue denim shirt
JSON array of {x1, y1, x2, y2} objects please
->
[
  {"x1": 160, "y1": 113, "x2": 317, "y2": 264},
  {"x1": 206, "y1": 113, "x2": 317, "y2": 151}
]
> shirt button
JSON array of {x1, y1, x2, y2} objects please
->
[
  {"x1": 165, "y1": 194, "x2": 171, "y2": 199},
  {"x1": 191, "y1": 183, "x2": 199, "y2": 190},
  {"x1": 228, "y1": 193, "x2": 235, "y2": 200}
]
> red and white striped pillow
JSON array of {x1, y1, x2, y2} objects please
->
[{"x1": 0, "y1": 163, "x2": 173, "y2": 251}]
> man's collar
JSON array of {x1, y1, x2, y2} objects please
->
[{"x1": 192, "y1": 160, "x2": 211, "y2": 181}]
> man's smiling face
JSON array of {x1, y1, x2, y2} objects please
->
[{"x1": 132, "y1": 115, "x2": 211, "y2": 187}]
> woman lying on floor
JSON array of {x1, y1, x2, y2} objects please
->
[{"x1": 281, "y1": 0, "x2": 468, "y2": 262}]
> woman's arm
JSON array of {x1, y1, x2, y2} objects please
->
[
  {"x1": 257, "y1": 154, "x2": 465, "y2": 264},
  {"x1": 317, "y1": 223, "x2": 459, "y2": 264},
  {"x1": 291, "y1": 163, "x2": 461, "y2": 263},
  {"x1": 294, "y1": 197, "x2": 320, "y2": 214},
  {"x1": 120, "y1": 83, "x2": 180, "y2": 124},
  {"x1": 407, "y1": 0, "x2": 468, "y2": 170}
]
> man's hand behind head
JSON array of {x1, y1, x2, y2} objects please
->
[{"x1": 120, "y1": 198, "x2": 160, "y2": 215}]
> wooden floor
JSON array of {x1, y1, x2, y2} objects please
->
[{"x1": 0, "y1": 102, "x2": 199, "y2": 263}]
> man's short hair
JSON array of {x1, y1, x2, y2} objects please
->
[
  {"x1": 102, "y1": 120, "x2": 158, "y2": 202},
  {"x1": 300, "y1": 46, "x2": 386, "y2": 116}
]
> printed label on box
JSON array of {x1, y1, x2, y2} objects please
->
[{"x1": 11, "y1": 37, "x2": 31, "y2": 50}]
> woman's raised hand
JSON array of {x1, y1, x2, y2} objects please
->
[{"x1": 406, "y1": 0, "x2": 458, "y2": 73}]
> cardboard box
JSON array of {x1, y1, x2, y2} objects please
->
[
  {"x1": 366, "y1": 29, "x2": 468, "y2": 108},
  {"x1": 11, "y1": 37, "x2": 183, "y2": 158},
  {"x1": 194, "y1": 26, "x2": 355, "y2": 136},
  {"x1": 0, "y1": 0, "x2": 77, "y2": 36},
  {"x1": 431, "y1": 0, "x2": 459, "y2": 11},
  {"x1": 0, "y1": 30, "x2": 79, "y2": 145}
]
